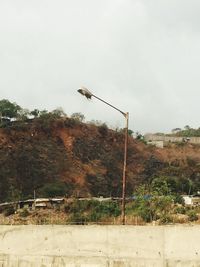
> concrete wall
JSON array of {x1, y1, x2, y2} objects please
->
[
  {"x1": 144, "y1": 134, "x2": 200, "y2": 145},
  {"x1": 0, "y1": 225, "x2": 200, "y2": 267}
]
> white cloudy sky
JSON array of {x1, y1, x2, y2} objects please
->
[{"x1": 0, "y1": 0, "x2": 200, "y2": 133}]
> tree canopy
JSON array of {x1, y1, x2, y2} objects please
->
[{"x1": 0, "y1": 99, "x2": 21, "y2": 120}]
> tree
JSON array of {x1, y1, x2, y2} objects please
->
[
  {"x1": 71, "y1": 112, "x2": 85, "y2": 122},
  {"x1": 52, "y1": 107, "x2": 66, "y2": 118},
  {"x1": 30, "y1": 109, "x2": 40, "y2": 118},
  {"x1": 132, "y1": 178, "x2": 174, "y2": 223},
  {"x1": 38, "y1": 182, "x2": 70, "y2": 197},
  {"x1": 98, "y1": 123, "x2": 108, "y2": 137},
  {"x1": 136, "y1": 131, "x2": 143, "y2": 139},
  {"x1": 171, "y1": 128, "x2": 181, "y2": 133},
  {"x1": 184, "y1": 125, "x2": 190, "y2": 130},
  {"x1": 128, "y1": 129, "x2": 134, "y2": 136},
  {"x1": 86, "y1": 173, "x2": 110, "y2": 197},
  {"x1": 17, "y1": 108, "x2": 30, "y2": 121},
  {"x1": 39, "y1": 110, "x2": 48, "y2": 116},
  {"x1": 151, "y1": 177, "x2": 170, "y2": 195},
  {"x1": 0, "y1": 99, "x2": 21, "y2": 120}
]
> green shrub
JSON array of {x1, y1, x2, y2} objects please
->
[
  {"x1": 3, "y1": 206, "x2": 15, "y2": 216},
  {"x1": 68, "y1": 200, "x2": 92, "y2": 213},
  {"x1": 159, "y1": 214, "x2": 173, "y2": 224},
  {"x1": 64, "y1": 203, "x2": 71, "y2": 213},
  {"x1": 64, "y1": 118, "x2": 78, "y2": 128},
  {"x1": 131, "y1": 184, "x2": 174, "y2": 223},
  {"x1": 174, "y1": 206, "x2": 186, "y2": 214},
  {"x1": 187, "y1": 210, "x2": 198, "y2": 221},
  {"x1": 19, "y1": 208, "x2": 30, "y2": 218},
  {"x1": 173, "y1": 194, "x2": 184, "y2": 205},
  {"x1": 66, "y1": 200, "x2": 120, "y2": 223},
  {"x1": 89, "y1": 210, "x2": 101, "y2": 222},
  {"x1": 98, "y1": 123, "x2": 108, "y2": 137},
  {"x1": 93, "y1": 201, "x2": 121, "y2": 217},
  {"x1": 135, "y1": 202, "x2": 154, "y2": 222},
  {"x1": 68, "y1": 212, "x2": 88, "y2": 225},
  {"x1": 39, "y1": 182, "x2": 70, "y2": 198}
]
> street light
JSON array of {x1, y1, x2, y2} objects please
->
[{"x1": 77, "y1": 86, "x2": 129, "y2": 225}]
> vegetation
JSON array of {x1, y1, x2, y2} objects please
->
[
  {"x1": 38, "y1": 182, "x2": 74, "y2": 198},
  {"x1": 126, "y1": 178, "x2": 174, "y2": 223},
  {"x1": 186, "y1": 209, "x2": 198, "y2": 222},
  {"x1": 171, "y1": 125, "x2": 200, "y2": 137},
  {"x1": 0, "y1": 196, "x2": 199, "y2": 225},
  {"x1": 65, "y1": 199, "x2": 120, "y2": 224},
  {"x1": 0, "y1": 99, "x2": 200, "y2": 225},
  {"x1": 2, "y1": 206, "x2": 15, "y2": 217},
  {"x1": 71, "y1": 112, "x2": 85, "y2": 122},
  {"x1": 19, "y1": 208, "x2": 30, "y2": 218},
  {"x1": 0, "y1": 99, "x2": 21, "y2": 121},
  {"x1": 0, "y1": 136, "x2": 71, "y2": 201}
]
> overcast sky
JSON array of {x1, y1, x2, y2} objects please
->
[{"x1": 0, "y1": 0, "x2": 200, "y2": 133}]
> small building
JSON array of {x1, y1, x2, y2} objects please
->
[
  {"x1": 50, "y1": 198, "x2": 65, "y2": 208},
  {"x1": 144, "y1": 134, "x2": 200, "y2": 146},
  {"x1": 147, "y1": 140, "x2": 164, "y2": 148},
  {"x1": 18, "y1": 199, "x2": 34, "y2": 210},
  {"x1": 34, "y1": 198, "x2": 51, "y2": 209},
  {"x1": 191, "y1": 196, "x2": 200, "y2": 206},
  {"x1": 182, "y1": 195, "x2": 193, "y2": 205},
  {"x1": 182, "y1": 195, "x2": 200, "y2": 206}
]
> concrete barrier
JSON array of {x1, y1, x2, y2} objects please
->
[{"x1": 0, "y1": 225, "x2": 200, "y2": 266}]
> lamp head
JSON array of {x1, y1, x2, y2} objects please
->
[{"x1": 77, "y1": 86, "x2": 93, "y2": 99}]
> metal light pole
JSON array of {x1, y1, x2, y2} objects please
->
[{"x1": 77, "y1": 86, "x2": 129, "y2": 225}]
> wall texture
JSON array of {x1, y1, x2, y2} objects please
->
[
  {"x1": 0, "y1": 225, "x2": 200, "y2": 267},
  {"x1": 144, "y1": 134, "x2": 200, "y2": 144}
]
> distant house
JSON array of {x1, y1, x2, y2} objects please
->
[
  {"x1": 182, "y1": 195, "x2": 193, "y2": 205},
  {"x1": 144, "y1": 134, "x2": 200, "y2": 147},
  {"x1": 182, "y1": 195, "x2": 200, "y2": 206},
  {"x1": 34, "y1": 198, "x2": 64, "y2": 209},
  {"x1": 34, "y1": 198, "x2": 50, "y2": 209},
  {"x1": 18, "y1": 199, "x2": 34, "y2": 209},
  {"x1": 191, "y1": 196, "x2": 200, "y2": 206},
  {"x1": 2, "y1": 198, "x2": 65, "y2": 211},
  {"x1": 146, "y1": 140, "x2": 164, "y2": 148}
]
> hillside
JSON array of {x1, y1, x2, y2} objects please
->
[
  {"x1": 0, "y1": 113, "x2": 200, "y2": 203},
  {"x1": 0, "y1": 115, "x2": 149, "y2": 201}
]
